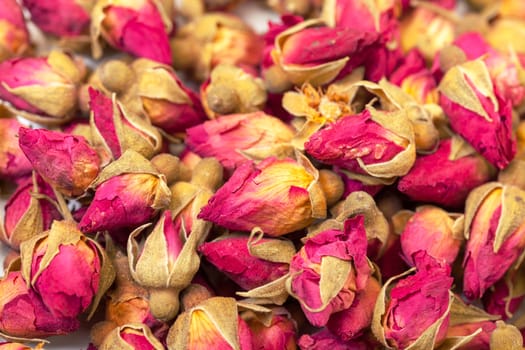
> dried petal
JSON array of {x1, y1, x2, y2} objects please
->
[
  {"x1": 0, "y1": 118, "x2": 32, "y2": 180},
  {"x1": 0, "y1": 0, "x2": 29, "y2": 62}
]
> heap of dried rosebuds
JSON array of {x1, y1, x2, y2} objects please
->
[{"x1": 3, "y1": 0, "x2": 525, "y2": 349}]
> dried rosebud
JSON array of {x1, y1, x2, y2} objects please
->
[
  {"x1": 171, "y1": 13, "x2": 263, "y2": 81},
  {"x1": 0, "y1": 270, "x2": 79, "y2": 339},
  {"x1": 0, "y1": 342, "x2": 42, "y2": 350},
  {"x1": 79, "y1": 150, "x2": 171, "y2": 233},
  {"x1": 23, "y1": 0, "x2": 94, "y2": 38},
  {"x1": 439, "y1": 59, "x2": 516, "y2": 169},
  {"x1": 0, "y1": 0, "x2": 29, "y2": 62},
  {"x1": 186, "y1": 112, "x2": 295, "y2": 174},
  {"x1": 305, "y1": 108, "x2": 415, "y2": 180},
  {"x1": 133, "y1": 59, "x2": 206, "y2": 136},
  {"x1": 166, "y1": 297, "x2": 253, "y2": 350},
  {"x1": 490, "y1": 321, "x2": 524, "y2": 349},
  {"x1": 91, "y1": 0, "x2": 173, "y2": 64},
  {"x1": 199, "y1": 233, "x2": 294, "y2": 290},
  {"x1": 372, "y1": 251, "x2": 453, "y2": 349},
  {"x1": 0, "y1": 51, "x2": 84, "y2": 125},
  {"x1": 2, "y1": 174, "x2": 61, "y2": 249},
  {"x1": 199, "y1": 155, "x2": 326, "y2": 237},
  {"x1": 19, "y1": 220, "x2": 114, "y2": 320},
  {"x1": 100, "y1": 323, "x2": 164, "y2": 350},
  {"x1": 298, "y1": 329, "x2": 372, "y2": 350},
  {"x1": 287, "y1": 216, "x2": 371, "y2": 327},
  {"x1": 89, "y1": 88, "x2": 162, "y2": 160},
  {"x1": 398, "y1": 137, "x2": 494, "y2": 208},
  {"x1": 201, "y1": 64, "x2": 267, "y2": 118},
  {"x1": 398, "y1": 206, "x2": 463, "y2": 267},
  {"x1": 18, "y1": 127, "x2": 101, "y2": 197},
  {"x1": 0, "y1": 118, "x2": 32, "y2": 180},
  {"x1": 326, "y1": 277, "x2": 381, "y2": 341},
  {"x1": 463, "y1": 182, "x2": 525, "y2": 300}
]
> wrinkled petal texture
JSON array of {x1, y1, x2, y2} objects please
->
[
  {"x1": 298, "y1": 329, "x2": 369, "y2": 350},
  {"x1": 88, "y1": 88, "x2": 122, "y2": 158}
]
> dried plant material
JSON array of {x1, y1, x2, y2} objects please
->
[
  {"x1": 490, "y1": 321, "x2": 523, "y2": 350},
  {"x1": 242, "y1": 307, "x2": 297, "y2": 350},
  {"x1": 99, "y1": 323, "x2": 165, "y2": 350},
  {"x1": 0, "y1": 118, "x2": 32, "y2": 180},
  {"x1": 0, "y1": 0, "x2": 30, "y2": 62}
]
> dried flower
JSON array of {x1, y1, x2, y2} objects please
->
[
  {"x1": 0, "y1": 0, "x2": 29, "y2": 62},
  {"x1": 0, "y1": 118, "x2": 32, "y2": 180},
  {"x1": 18, "y1": 127, "x2": 101, "y2": 197},
  {"x1": 0, "y1": 51, "x2": 84, "y2": 125},
  {"x1": 91, "y1": 0, "x2": 173, "y2": 64},
  {"x1": 179, "y1": 0, "x2": 243, "y2": 18},
  {"x1": 198, "y1": 155, "x2": 326, "y2": 237},
  {"x1": 99, "y1": 323, "x2": 165, "y2": 350},
  {"x1": 298, "y1": 328, "x2": 372, "y2": 350},
  {"x1": 244, "y1": 307, "x2": 297, "y2": 350},
  {"x1": 0, "y1": 341, "x2": 42, "y2": 350},
  {"x1": 186, "y1": 111, "x2": 295, "y2": 174}
]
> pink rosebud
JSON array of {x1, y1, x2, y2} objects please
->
[
  {"x1": 2, "y1": 174, "x2": 61, "y2": 249},
  {"x1": 198, "y1": 157, "x2": 326, "y2": 237},
  {"x1": 0, "y1": 52, "x2": 84, "y2": 125},
  {"x1": 18, "y1": 127, "x2": 101, "y2": 197},
  {"x1": 287, "y1": 216, "x2": 371, "y2": 327},
  {"x1": 100, "y1": 324, "x2": 165, "y2": 350},
  {"x1": 0, "y1": 118, "x2": 32, "y2": 180},
  {"x1": 199, "y1": 235, "x2": 292, "y2": 290},
  {"x1": 463, "y1": 182, "x2": 525, "y2": 300},
  {"x1": 439, "y1": 59, "x2": 516, "y2": 169},
  {"x1": 245, "y1": 309, "x2": 297, "y2": 350},
  {"x1": 400, "y1": 206, "x2": 463, "y2": 266},
  {"x1": 187, "y1": 112, "x2": 295, "y2": 174},
  {"x1": 305, "y1": 109, "x2": 415, "y2": 179},
  {"x1": 91, "y1": 0, "x2": 173, "y2": 64},
  {"x1": 298, "y1": 329, "x2": 371, "y2": 350},
  {"x1": 22, "y1": 0, "x2": 93, "y2": 37},
  {"x1": 398, "y1": 138, "x2": 493, "y2": 208},
  {"x1": 374, "y1": 251, "x2": 453, "y2": 349},
  {"x1": 79, "y1": 150, "x2": 171, "y2": 233},
  {"x1": 0, "y1": 271, "x2": 79, "y2": 338},
  {"x1": 326, "y1": 277, "x2": 381, "y2": 341},
  {"x1": 0, "y1": 0, "x2": 29, "y2": 62}
]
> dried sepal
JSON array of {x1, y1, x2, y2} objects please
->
[
  {"x1": 247, "y1": 227, "x2": 296, "y2": 264},
  {"x1": 99, "y1": 323, "x2": 165, "y2": 350},
  {"x1": 449, "y1": 294, "x2": 500, "y2": 327},
  {"x1": 490, "y1": 321, "x2": 524, "y2": 350},
  {"x1": 236, "y1": 274, "x2": 290, "y2": 306}
]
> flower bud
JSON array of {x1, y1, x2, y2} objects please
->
[
  {"x1": 151, "y1": 153, "x2": 181, "y2": 185},
  {"x1": 0, "y1": 118, "x2": 32, "y2": 180},
  {"x1": 2, "y1": 174, "x2": 61, "y2": 249},
  {"x1": 199, "y1": 233, "x2": 294, "y2": 290},
  {"x1": 463, "y1": 182, "x2": 525, "y2": 300},
  {"x1": 19, "y1": 220, "x2": 114, "y2": 320},
  {"x1": 18, "y1": 127, "x2": 101, "y2": 197},
  {"x1": 187, "y1": 112, "x2": 295, "y2": 174},
  {"x1": 100, "y1": 323, "x2": 164, "y2": 350},
  {"x1": 490, "y1": 321, "x2": 524, "y2": 349},
  {"x1": 287, "y1": 216, "x2": 371, "y2": 327},
  {"x1": 0, "y1": 0, "x2": 29, "y2": 62},
  {"x1": 0, "y1": 51, "x2": 84, "y2": 125},
  {"x1": 166, "y1": 297, "x2": 253, "y2": 350},
  {"x1": 305, "y1": 108, "x2": 415, "y2": 180},
  {"x1": 244, "y1": 307, "x2": 297, "y2": 350},
  {"x1": 372, "y1": 251, "x2": 453, "y2": 349},
  {"x1": 79, "y1": 150, "x2": 171, "y2": 233},
  {"x1": 89, "y1": 88, "x2": 163, "y2": 160},
  {"x1": 91, "y1": 0, "x2": 173, "y2": 64},
  {"x1": 23, "y1": 0, "x2": 94, "y2": 38},
  {"x1": 399, "y1": 206, "x2": 463, "y2": 266},
  {"x1": 398, "y1": 137, "x2": 494, "y2": 208},
  {"x1": 199, "y1": 155, "x2": 326, "y2": 237},
  {"x1": 439, "y1": 59, "x2": 516, "y2": 169}
]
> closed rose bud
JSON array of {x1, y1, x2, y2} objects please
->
[
  {"x1": 326, "y1": 277, "x2": 381, "y2": 341},
  {"x1": 167, "y1": 297, "x2": 253, "y2": 350},
  {"x1": 187, "y1": 112, "x2": 295, "y2": 174},
  {"x1": 244, "y1": 308, "x2": 297, "y2": 350},
  {"x1": 287, "y1": 216, "x2": 371, "y2": 327},
  {"x1": 23, "y1": 0, "x2": 94, "y2": 37},
  {"x1": 399, "y1": 206, "x2": 463, "y2": 266},
  {"x1": 91, "y1": 0, "x2": 173, "y2": 64},
  {"x1": 89, "y1": 88, "x2": 162, "y2": 160},
  {"x1": 439, "y1": 59, "x2": 516, "y2": 169},
  {"x1": 0, "y1": 0, "x2": 29, "y2": 62},
  {"x1": 19, "y1": 220, "x2": 114, "y2": 320},
  {"x1": 100, "y1": 324, "x2": 164, "y2": 350},
  {"x1": 305, "y1": 108, "x2": 415, "y2": 180},
  {"x1": 18, "y1": 127, "x2": 101, "y2": 197},
  {"x1": 133, "y1": 59, "x2": 206, "y2": 136},
  {"x1": 398, "y1": 137, "x2": 493, "y2": 208},
  {"x1": 199, "y1": 155, "x2": 326, "y2": 237},
  {"x1": 0, "y1": 51, "x2": 84, "y2": 125},
  {"x1": 171, "y1": 13, "x2": 263, "y2": 81},
  {"x1": 399, "y1": 70, "x2": 439, "y2": 105},
  {"x1": 2, "y1": 174, "x2": 61, "y2": 249},
  {"x1": 79, "y1": 150, "x2": 171, "y2": 233},
  {"x1": 463, "y1": 182, "x2": 525, "y2": 300},
  {"x1": 298, "y1": 328, "x2": 372, "y2": 350},
  {"x1": 199, "y1": 234, "x2": 294, "y2": 290},
  {"x1": 372, "y1": 251, "x2": 453, "y2": 349},
  {"x1": 0, "y1": 118, "x2": 32, "y2": 180}
]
